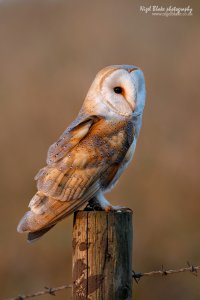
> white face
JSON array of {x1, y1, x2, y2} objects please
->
[
  {"x1": 101, "y1": 69, "x2": 137, "y2": 117},
  {"x1": 84, "y1": 65, "x2": 146, "y2": 119}
]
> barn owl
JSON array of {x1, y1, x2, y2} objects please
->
[{"x1": 17, "y1": 65, "x2": 146, "y2": 242}]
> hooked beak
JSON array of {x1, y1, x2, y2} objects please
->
[{"x1": 125, "y1": 98, "x2": 135, "y2": 112}]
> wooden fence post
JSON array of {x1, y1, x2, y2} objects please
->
[{"x1": 72, "y1": 210, "x2": 133, "y2": 300}]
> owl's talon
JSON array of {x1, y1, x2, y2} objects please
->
[
  {"x1": 104, "y1": 205, "x2": 112, "y2": 213},
  {"x1": 104, "y1": 205, "x2": 132, "y2": 213}
]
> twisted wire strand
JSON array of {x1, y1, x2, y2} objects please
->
[{"x1": 5, "y1": 263, "x2": 199, "y2": 299}]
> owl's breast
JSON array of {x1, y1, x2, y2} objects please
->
[
  {"x1": 90, "y1": 118, "x2": 135, "y2": 191},
  {"x1": 90, "y1": 118, "x2": 134, "y2": 162},
  {"x1": 102, "y1": 138, "x2": 136, "y2": 193}
]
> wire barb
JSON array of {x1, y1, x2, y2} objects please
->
[
  {"x1": 44, "y1": 287, "x2": 56, "y2": 296},
  {"x1": 187, "y1": 261, "x2": 198, "y2": 276},
  {"x1": 132, "y1": 270, "x2": 143, "y2": 284}
]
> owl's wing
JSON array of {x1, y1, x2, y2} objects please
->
[
  {"x1": 46, "y1": 112, "x2": 99, "y2": 164},
  {"x1": 18, "y1": 114, "x2": 115, "y2": 240},
  {"x1": 35, "y1": 113, "x2": 104, "y2": 202}
]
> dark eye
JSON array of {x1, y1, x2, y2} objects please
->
[{"x1": 113, "y1": 86, "x2": 123, "y2": 94}]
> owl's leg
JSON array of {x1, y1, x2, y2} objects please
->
[
  {"x1": 86, "y1": 192, "x2": 132, "y2": 212},
  {"x1": 95, "y1": 192, "x2": 112, "y2": 211}
]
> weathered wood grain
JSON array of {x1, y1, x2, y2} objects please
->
[{"x1": 72, "y1": 211, "x2": 133, "y2": 300}]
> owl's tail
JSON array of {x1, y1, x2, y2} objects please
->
[
  {"x1": 17, "y1": 192, "x2": 86, "y2": 242},
  {"x1": 17, "y1": 210, "x2": 57, "y2": 242}
]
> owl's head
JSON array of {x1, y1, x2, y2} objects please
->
[{"x1": 84, "y1": 65, "x2": 146, "y2": 119}]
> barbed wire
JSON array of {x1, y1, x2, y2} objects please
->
[
  {"x1": 132, "y1": 262, "x2": 199, "y2": 283},
  {"x1": 5, "y1": 263, "x2": 199, "y2": 300},
  {"x1": 6, "y1": 284, "x2": 72, "y2": 300}
]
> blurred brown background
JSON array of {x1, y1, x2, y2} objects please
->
[{"x1": 0, "y1": 0, "x2": 200, "y2": 299}]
